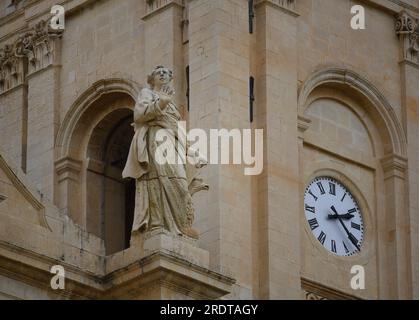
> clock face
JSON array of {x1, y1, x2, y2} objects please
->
[{"x1": 304, "y1": 176, "x2": 364, "y2": 256}]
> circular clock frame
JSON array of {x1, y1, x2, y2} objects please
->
[{"x1": 303, "y1": 170, "x2": 372, "y2": 259}]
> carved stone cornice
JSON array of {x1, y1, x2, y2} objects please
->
[
  {"x1": 255, "y1": 0, "x2": 298, "y2": 17},
  {"x1": 55, "y1": 157, "x2": 82, "y2": 183},
  {"x1": 396, "y1": 10, "x2": 419, "y2": 65},
  {"x1": 380, "y1": 153, "x2": 408, "y2": 180},
  {"x1": 301, "y1": 278, "x2": 361, "y2": 300},
  {"x1": 144, "y1": 0, "x2": 184, "y2": 19},
  {"x1": 0, "y1": 19, "x2": 63, "y2": 94},
  {"x1": 297, "y1": 115, "x2": 312, "y2": 139},
  {"x1": 0, "y1": 231, "x2": 235, "y2": 300}
]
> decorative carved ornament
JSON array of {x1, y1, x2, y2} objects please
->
[
  {"x1": 301, "y1": 278, "x2": 361, "y2": 300},
  {"x1": 268, "y1": 0, "x2": 296, "y2": 10},
  {"x1": 255, "y1": 0, "x2": 297, "y2": 13},
  {"x1": 145, "y1": 0, "x2": 183, "y2": 16},
  {"x1": 395, "y1": 10, "x2": 419, "y2": 65},
  {"x1": 0, "y1": 19, "x2": 63, "y2": 94},
  {"x1": 305, "y1": 291, "x2": 328, "y2": 300}
]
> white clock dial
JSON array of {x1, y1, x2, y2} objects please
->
[{"x1": 304, "y1": 176, "x2": 364, "y2": 256}]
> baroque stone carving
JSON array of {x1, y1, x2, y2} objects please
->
[
  {"x1": 0, "y1": 19, "x2": 63, "y2": 94},
  {"x1": 123, "y1": 66, "x2": 208, "y2": 239},
  {"x1": 0, "y1": 44, "x2": 24, "y2": 92},
  {"x1": 396, "y1": 11, "x2": 419, "y2": 65}
]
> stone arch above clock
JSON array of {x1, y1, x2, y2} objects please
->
[
  {"x1": 298, "y1": 67, "x2": 411, "y2": 299},
  {"x1": 298, "y1": 67, "x2": 406, "y2": 158}
]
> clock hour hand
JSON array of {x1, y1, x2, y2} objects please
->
[
  {"x1": 327, "y1": 213, "x2": 355, "y2": 220},
  {"x1": 330, "y1": 206, "x2": 360, "y2": 251}
]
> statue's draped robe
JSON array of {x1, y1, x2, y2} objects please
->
[{"x1": 123, "y1": 88, "x2": 203, "y2": 235}]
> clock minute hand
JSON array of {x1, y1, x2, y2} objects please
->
[{"x1": 330, "y1": 206, "x2": 360, "y2": 251}]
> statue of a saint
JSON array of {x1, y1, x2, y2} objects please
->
[{"x1": 123, "y1": 66, "x2": 208, "y2": 239}]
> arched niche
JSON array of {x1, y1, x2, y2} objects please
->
[
  {"x1": 298, "y1": 68, "x2": 406, "y2": 156},
  {"x1": 298, "y1": 68, "x2": 411, "y2": 299},
  {"x1": 55, "y1": 79, "x2": 139, "y2": 255}
]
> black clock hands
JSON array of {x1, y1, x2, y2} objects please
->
[
  {"x1": 330, "y1": 206, "x2": 360, "y2": 251},
  {"x1": 327, "y1": 212, "x2": 355, "y2": 220}
]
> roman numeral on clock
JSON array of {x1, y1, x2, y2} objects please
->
[
  {"x1": 343, "y1": 241, "x2": 349, "y2": 254},
  {"x1": 348, "y1": 208, "x2": 357, "y2": 214},
  {"x1": 308, "y1": 218, "x2": 319, "y2": 231},
  {"x1": 317, "y1": 182, "x2": 325, "y2": 195},
  {"x1": 308, "y1": 190, "x2": 318, "y2": 201},
  {"x1": 349, "y1": 233, "x2": 359, "y2": 250},
  {"x1": 331, "y1": 240, "x2": 337, "y2": 253},
  {"x1": 318, "y1": 231, "x2": 326, "y2": 245},
  {"x1": 351, "y1": 222, "x2": 361, "y2": 231},
  {"x1": 329, "y1": 182, "x2": 336, "y2": 196},
  {"x1": 305, "y1": 204, "x2": 315, "y2": 214}
]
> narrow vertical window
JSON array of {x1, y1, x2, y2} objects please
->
[
  {"x1": 249, "y1": 76, "x2": 255, "y2": 123},
  {"x1": 186, "y1": 65, "x2": 190, "y2": 112}
]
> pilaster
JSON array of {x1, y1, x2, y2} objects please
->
[
  {"x1": 396, "y1": 10, "x2": 419, "y2": 299},
  {"x1": 188, "y1": 0, "x2": 254, "y2": 299},
  {"x1": 254, "y1": 0, "x2": 301, "y2": 299},
  {"x1": 142, "y1": 0, "x2": 186, "y2": 110}
]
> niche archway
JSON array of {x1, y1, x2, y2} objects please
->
[{"x1": 55, "y1": 79, "x2": 139, "y2": 255}]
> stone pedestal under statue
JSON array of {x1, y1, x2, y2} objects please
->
[{"x1": 103, "y1": 229, "x2": 235, "y2": 300}]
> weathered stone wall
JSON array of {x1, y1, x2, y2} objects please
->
[{"x1": 0, "y1": 0, "x2": 418, "y2": 300}]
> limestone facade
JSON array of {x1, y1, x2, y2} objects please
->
[{"x1": 0, "y1": 0, "x2": 418, "y2": 299}]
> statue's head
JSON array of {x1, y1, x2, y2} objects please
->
[{"x1": 147, "y1": 65, "x2": 173, "y2": 89}]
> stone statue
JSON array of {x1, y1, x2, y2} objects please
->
[{"x1": 123, "y1": 66, "x2": 208, "y2": 239}]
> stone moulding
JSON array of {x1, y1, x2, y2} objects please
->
[
  {"x1": 255, "y1": 0, "x2": 299, "y2": 17},
  {"x1": 0, "y1": 233, "x2": 235, "y2": 300},
  {"x1": 301, "y1": 278, "x2": 361, "y2": 300},
  {"x1": 0, "y1": 241, "x2": 103, "y2": 300},
  {"x1": 55, "y1": 78, "x2": 140, "y2": 161},
  {"x1": 144, "y1": 0, "x2": 184, "y2": 19},
  {"x1": 0, "y1": 151, "x2": 50, "y2": 230},
  {"x1": 55, "y1": 157, "x2": 83, "y2": 183},
  {"x1": 103, "y1": 251, "x2": 235, "y2": 299},
  {"x1": 0, "y1": 19, "x2": 63, "y2": 94},
  {"x1": 102, "y1": 230, "x2": 235, "y2": 299},
  {"x1": 380, "y1": 153, "x2": 408, "y2": 180},
  {"x1": 298, "y1": 67, "x2": 407, "y2": 158}
]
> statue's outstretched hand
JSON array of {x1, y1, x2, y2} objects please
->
[{"x1": 158, "y1": 85, "x2": 175, "y2": 109}]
